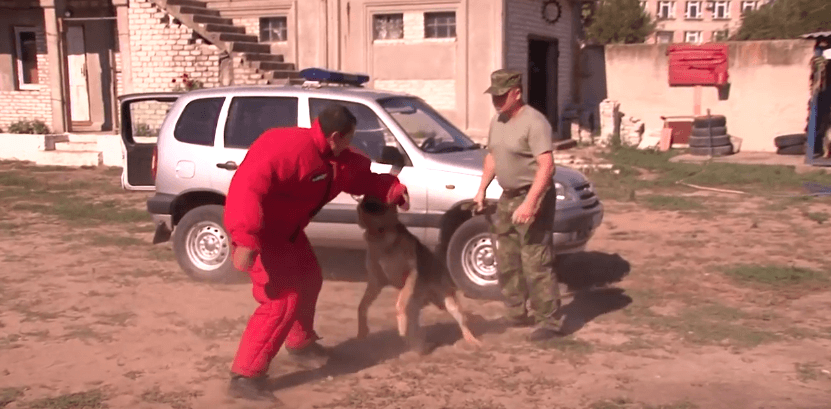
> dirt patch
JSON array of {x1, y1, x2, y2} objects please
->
[{"x1": 0, "y1": 161, "x2": 830, "y2": 408}]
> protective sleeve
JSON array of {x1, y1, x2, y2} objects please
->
[
  {"x1": 223, "y1": 137, "x2": 279, "y2": 254},
  {"x1": 341, "y1": 151, "x2": 408, "y2": 206}
]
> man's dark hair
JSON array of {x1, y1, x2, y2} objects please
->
[{"x1": 317, "y1": 104, "x2": 357, "y2": 137}]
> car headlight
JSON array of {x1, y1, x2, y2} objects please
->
[{"x1": 555, "y1": 182, "x2": 571, "y2": 201}]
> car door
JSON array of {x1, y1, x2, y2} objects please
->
[
  {"x1": 303, "y1": 97, "x2": 429, "y2": 249},
  {"x1": 210, "y1": 95, "x2": 300, "y2": 195},
  {"x1": 118, "y1": 93, "x2": 180, "y2": 191}
]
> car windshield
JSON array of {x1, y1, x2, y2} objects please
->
[{"x1": 378, "y1": 97, "x2": 480, "y2": 154}]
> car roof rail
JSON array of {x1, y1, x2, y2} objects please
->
[{"x1": 297, "y1": 67, "x2": 371, "y2": 89}]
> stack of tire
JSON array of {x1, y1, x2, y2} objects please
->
[
  {"x1": 689, "y1": 115, "x2": 733, "y2": 156},
  {"x1": 774, "y1": 133, "x2": 807, "y2": 155}
]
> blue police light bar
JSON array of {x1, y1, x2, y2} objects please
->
[{"x1": 298, "y1": 68, "x2": 370, "y2": 86}]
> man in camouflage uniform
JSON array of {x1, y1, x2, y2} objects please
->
[{"x1": 473, "y1": 68, "x2": 564, "y2": 342}]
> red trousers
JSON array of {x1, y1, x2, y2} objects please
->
[{"x1": 230, "y1": 232, "x2": 323, "y2": 378}]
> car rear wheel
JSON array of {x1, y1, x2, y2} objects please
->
[
  {"x1": 173, "y1": 204, "x2": 247, "y2": 284},
  {"x1": 446, "y1": 215, "x2": 505, "y2": 301}
]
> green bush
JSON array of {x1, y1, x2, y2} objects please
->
[{"x1": 7, "y1": 119, "x2": 51, "y2": 135}]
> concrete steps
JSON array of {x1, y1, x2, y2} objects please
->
[
  {"x1": 36, "y1": 150, "x2": 103, "y2": 167},
  {"x1": 55, "y1": 141, "x2": 97, "y2": 151},
  {"x1": 152, "y1": 0, "x2": 300, "y2": 86}
]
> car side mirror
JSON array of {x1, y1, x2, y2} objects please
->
[{"x1": 379, "y1": 146, "x2": 406, "y2": 167}]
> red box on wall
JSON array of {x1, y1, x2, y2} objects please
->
[{"x1": 666, "y1": 44, "x2": 729, "y2": 86}]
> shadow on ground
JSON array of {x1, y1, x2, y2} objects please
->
[
  {"x1": 265, "y1": 315, "x2": 509, "y2": 392},
  {"x1": 314, "y1": 248, "x2": 368, "y2": 283},
  {"x1": 554, "y1": 251, "x2": 633, "y2": 335},
  {"x1": 555, "y1": 251, "x2": 632, "y2": 292}
]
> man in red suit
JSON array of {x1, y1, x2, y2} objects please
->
[{"x1": 223, "y1": 104, "x2": 409, "y2": 401}]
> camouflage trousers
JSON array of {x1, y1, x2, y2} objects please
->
[{"x1": 492, "y1": 187, "x2": 563, "y2": 330}]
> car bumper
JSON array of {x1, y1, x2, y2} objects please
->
[{"x1": 147, "y1": 193, "x2": 176, "y2": 244}]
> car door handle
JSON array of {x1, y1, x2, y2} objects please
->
[{"x1": 216, "y1": 161, "x2": 238, "y2": 170}]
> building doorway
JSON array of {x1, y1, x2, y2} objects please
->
[
  {"x1": 63, "y1": 18, "x2": 117, "y2": 132},
  {"x1": 527, "y1": 37, "x2": 559, "y2": 135}
]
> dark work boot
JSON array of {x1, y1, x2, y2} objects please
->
[
  {"x1": 285, "y1": 341, "x2": 330, "y2": 366},
  {"x1": 227, "y1": 374, "x2": 277, "y2": 402},
  {"x1": 527, "y1": 327, "x2": 565, "y2": 341}
]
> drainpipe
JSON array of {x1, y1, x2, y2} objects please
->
[
  {"x1": 113, "y1": 0, "x2": 133, "y2": 95},
  {"x1": 40, "y1": 0, "x2": 68, "y2": 134}
]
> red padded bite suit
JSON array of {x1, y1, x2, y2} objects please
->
[{"x1": 223, "y1": 119, "x2": 407, "y2": 377}]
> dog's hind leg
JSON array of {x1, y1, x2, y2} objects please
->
[
  {"x1": 357, "y1": 259, "x2": 385, "y2": 340},
  {"x1": 395, "y1": 270, "x2": 417, "y2": 338},
  {"x1": 443, "y1": 291, "x2": 482, "y2": 347}
]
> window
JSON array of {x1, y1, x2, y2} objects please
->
[
  {"x1": 379, "y1": 97, "x2": 478, "y2": 154},
  {"x1": 424, "y1": 11, "x2": 456, "y2": 39},
  {"x1": 685, "y1": 31, "x2": 702, "y2": 43},
  {"x1": 173, "y1": 97, "x2": 225, "y2": 146},
  {"x1": 373, "y1": 13, "x2": 404, "y2": 40},
  {"x1": 713, "y1": 1, "x2": 730, "y2": 19},
  {"x1": 741, "y1": 0, "x2": 756, "y2": 14},
  {"x1": 14, "y1": 27, "x2": 39, "y2": 89},
  {"x1": 657, "y1": 1, "x2": 675, "y2": 19},
  {"x1": 685, "y1": 1, "x2": 702, "y2": 18},
  {"x1": 656, "y1": 31, "x2": 674, "y2": 43},
  {"x1": 259, "y1": 16, "x2": 288, "y2": 42},
  {"x1": 712, "y1": 29, "x2": 729, "y2": 41},
  {"x1": 224, "y1": 97, "x2": 298, "y2": 149},
  {"x1": 308, "y1": 98, "x2": 402, "y2": 163}
]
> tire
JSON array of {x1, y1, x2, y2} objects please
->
[
  {"x1": 690, "y1": 126, "x2": 727, "y2": 137},
  {"x1": 445, "y1": 215, "x2": 505, "y2": 301},
  {"x1": 689, "y1": 144, "x2": 733, "y2": 156},
  {"x1": 777, "y1": 144, "x2": 805, "y2": 155},
  {"x1": 172, "y1": 204, "x2": 247, "y2": 284},
  {"x1": 688, "y1": 135, "x2": 731, "y2": 148},
  {"x1": 774, "y1": 133, "x2": 807, "y2": 149},
  {"x1": 693, "y1": 115, "x2": 726, "y2": 128}
]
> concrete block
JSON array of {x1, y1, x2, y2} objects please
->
[{"x1": 36, "y1": 150, "x2": 103, "y2": 167}]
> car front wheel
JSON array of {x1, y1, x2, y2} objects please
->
[
  {"x1": 172, "y1": 204, "x2": 247, "y2": 284},
  {"x1": 445, "y1": 215, "x2": 505, "y2": 301}
]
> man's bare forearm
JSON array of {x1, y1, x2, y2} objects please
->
[
  {"x1": 524, "y1": 152, "x2": 555, "y2": 210},
  {"x1": 477, "y1": 152, "x2": 496, "y2": 195}
]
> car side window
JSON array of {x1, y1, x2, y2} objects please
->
[
  {"x1": 308, "y1": 98, "x2": 401, "y2": 163},
  {"x1": 224, "y1": 96, "x2": 299, "y2": 149},
  {"x1": 173, "y1": 97, "x2": 225, "y2": 146}
]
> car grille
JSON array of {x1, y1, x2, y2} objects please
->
[{"x1": 575, "y1": 182, "x2": 599, "y2": 209}]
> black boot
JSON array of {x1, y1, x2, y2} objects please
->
[
  {"x1": 227, "y1": 374, "x2": 277, "y2": 402},
  {"x1": 527, "y1": 327, "x2": 565, "y2": 342},
  {"x1": 501, "y1": 315, "x2": 535, "y2": 328},
  {"x1": 285, "y1": 341, "x2": 330, "y2": 366}
]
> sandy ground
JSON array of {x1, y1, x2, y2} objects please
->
[{"x1": 1, "y1": 162, "x2": 830, "y2": 409}]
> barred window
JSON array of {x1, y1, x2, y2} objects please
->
[
  {"x1": 259, "y1": 16, "x2": 288, "y2": 42},
  {"x1": 424, "y1": 11, "x2": 456, "y2": 39}
]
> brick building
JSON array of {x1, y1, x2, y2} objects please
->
[
  {"x1": 638, "y1": 0, "x2": 773, "y2": 44},
  {"x1": 0, "y1": 0, "x2": 583, "y2": 141}
]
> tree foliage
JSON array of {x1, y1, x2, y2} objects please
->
[
  {"x1": 733, "y1": 0, "x2": 831, "y2": 40},
  {"x1": 584, "y1": 0, "x2": 657, "y2": 44}
]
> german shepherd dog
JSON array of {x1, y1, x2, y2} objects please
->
[{"x1": 355, "y1": 196, "x2": 482, "y2": 354}]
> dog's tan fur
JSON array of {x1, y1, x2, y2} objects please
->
[{"x1": 355, "y1": 196, "x2": 481, "y2": 353}]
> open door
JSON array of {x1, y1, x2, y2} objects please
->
[{"x1": 118, "y1": 93, "x2": 180, "y2": 191}]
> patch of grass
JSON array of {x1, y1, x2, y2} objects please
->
[
  {"x1": 795, "y1": 361, "x2": 823, "y2": 382},
  {"x1": 804, "y1": 211, "x2": 829, "y2": 224},
  {"x1": 24, "y1": 389, "x2": 107, "y2": 409},
  {"x1": 139, "y1": 386, "x2": 202, "y2": 409},
  {"x1": 721, "y1": 264, "x2": 828, "y2": 288},
  {"x1": 87, "y1": 234, "x2": 147, "y2": 248},
  {"x1": 61, "y1": 325, "x2": 113, "y2": 343},
  {"x1": 122, "y1": 371, "x2": 143, "y2": 380},
  {"x1": 644, "y1": 401, "x2": 699, "y2": 409},
  {"x1": 1, "y1": 387, "x2": 24, "y2": 408},
  {"x1": 536, "y1": 336, "x2": 595, "y2": 355},
  {"x1": 188, "y1": 317, "x2": 248, "y2": 340},
  {"x1": 590, "y1": 397, "x2": 634, "y2": 409},
  {"x1": 93, "y1": 312, "x2": 136, "y2": 327},
  {"x1": 599, "y1": 146, "x2": 831, "y2": 195},
  {"x1": 638, "y1": 195, "x2": 704, "y2": 212}
]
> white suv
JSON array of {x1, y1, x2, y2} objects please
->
[{"x1": 118, "y1": 69, "x2": 604, "y2": 301}]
